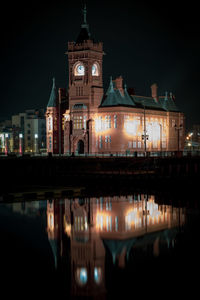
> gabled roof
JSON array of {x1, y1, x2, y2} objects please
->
[
  {"x1": 131, "y1": 95, "x2": 163, "y2": 110},
  {"x1": 100, "y1": 78, "x2": 181, "y2": 112},
  {"x1": 159, "y1": 92, "x2": 180, "y2": 112},
  {"x1": 47, "y1": 78, "x2": 57, "y2": 108},
  {"x1": 100, "y1": 77, "x2": 136, "y2": 107}
]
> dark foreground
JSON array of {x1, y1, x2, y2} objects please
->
[{"x1": 0, "y1": 155, "x2": 200, "y2": 200}]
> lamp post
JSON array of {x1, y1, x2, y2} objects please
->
[
  {"x1": 5, "y1": 133, "x2": 9, "y2": 155},
  {"x1": 34, "y1": 133, "x2": 38, "y2": 154},
  {"x1": 174, "y1": 124, "x2": 183, "y2": 152},
  {"x1": 159, "y1": 124, "x2": 162, "y2": 155},
  {"x1": 58, "y1": 88, "x2": 62, "y2": 157},
  {"x1": 19, "y1": 133, "x2": 23, "y2": 155},
  {"x1": 142, "y1": 103, "x2": 149, "y2": 156}
]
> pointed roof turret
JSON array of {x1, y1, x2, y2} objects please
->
[
  {"x1": 100, "y1": 77, "x2": 136, "y2": 107},
  {"x1": 47, "y1": 78, "x2": 57, "y2": 108},
  {"x1": 76, "y1": 2, "x2": 92, "y2": 44},
  {"x1": 106, "y1": 76, "x2": 114, "y2": 95}
]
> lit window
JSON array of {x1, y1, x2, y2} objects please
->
[
  {"x1": 100, "y1": 197, "x2": 103, "y2": 210},
  {"x1": 48, "y1": 117, "x2": 53, "y2": 131},
  {"x1": 83, "y1": 116, "x2": 87, "y2": 130},
  {"x1": 114, "y1": 115, "x2": 117, "y2": 128},
  {"x1": 128, "y1": 141, "x2": 132, "y2": 148},
  {"x1": 94, "y1": 267, "x2": 102, "y2": 284},
  {"x1": 153, "y1": 141, "x2": 157, "y2": 148},
  {"x1": 105, "y1": 115, "x2": 111, "y2": 129},
  {"x1": 92, "y1": 63, "x2": 99, "y2": 76},
  {"x1": 99, "y1": 136, "x2": 102, "y2": 148},
  {"x1": 105, "y1": 135, "x2": 108, "y2": 143},
  {"x1": 115, "y1": 216, "x2": 118, "y2": 231},
  {"x1": 76, "y1": 268, "x2": 88, "y2": 285},
  {"x1": 73, "y1": 116, "x2": 83, "y2": 129},
  {"x1": 95, "y1": 116, "x2": 103, "y2": 132}
]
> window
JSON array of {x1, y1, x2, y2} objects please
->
[
  {"x1": 133, "y1": 141, "x2": 137, "y2": 148},
  {"x1": 100, "y1": 197, "x2": 103, "y2": 211},
  {"x1": 49, "y1": 136, "x2": 52, "y2": 150},
  {"x1": 73, "y1": 116, "x2": 83, "y2": 129},
  {"x1": 83, "y1": 116, "x2": 87, "y2": 130},
  {"x1": 153, "y1": 141, "x2": 157, "y2": 148},
  {"x1": 138, "y1": 141, "x2": 141, "y2": 148},
  {"x1": 99, "y1": 136, "x2": 102, "y2": 148},
  {"x1": 76, "y1": 87, "x2": 83, "y2": 96},
  {"x1": 105, "y1": 115, "x2": 111, "y2": 129},
  {"x1": 114, "y1": 115, "x2": 117, "y2": 128},
  {"x1": 128, "y1": 141, "x2": 132, "y2": 148},
  {"x1": 105, "y1": 135, "x2": 111, "y2": 143},
  {"x1": 76, "y1": 268, "x2": 88, "y2": 285},
  {"x1": 48, "y1": 117, "x2": 53, "y2": 131},
  {"x1": 115, "y1": 217, "x2": 119, "y2": 231}
]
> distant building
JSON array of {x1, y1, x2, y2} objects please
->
[
  {"x1": 12, "y1": 109, "x2": 46, "y2": 154},
  {"x1": 46, "y1": 5, "x2": 185, "y2": 155},
  {"x1": 185, "y1": 124, "x2": 200, "y2": 150}
]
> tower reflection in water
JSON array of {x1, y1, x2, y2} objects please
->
[{"x1": 46, "y1": 194, "x2": 185, "y2": 299}]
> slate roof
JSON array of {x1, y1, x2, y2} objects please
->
[
  {"x1": 100, "y1": 78, "x2": 180, "y2": 112},
  {"x1": 159, "y1": 93, "x2": 180, "y2": 112},
  {"x1": 76, "y1": 25, "x2": 91, "y2": 44},
  {"x1": 100, "y1": 77, "x2": 136, "y2": 107},
  {"x1": 47, "y1": 78, "x2": 57, "y2": 108}
]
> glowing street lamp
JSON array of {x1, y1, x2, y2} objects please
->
[
  {"x1": 34, "y1": 133, "x2": 38, "y2": 154},
  {"x1": 174, "y1": 124, "x2": 183, "y2": 152},
  {"x1": 159, "y1": 123, "x2": 162, "y2": 153},
  {"x1": 5, "y1": 133, "x2": 9, "y2": 155},
  {"x1": 142, "y1": 103, "x2": 149, "y2": 156},
  {"x1": 19, "y1": 133, "x2": 23, "y2": 155}
]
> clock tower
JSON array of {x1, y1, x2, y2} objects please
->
[
  {"x1": 64, "y1": 4, "x2": 104, "y2": 154},
  {"x1": 67, "y1": 4, "x2": 104, "y2": 111}
]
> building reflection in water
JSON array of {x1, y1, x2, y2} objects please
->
[{"x1": 46, "y1": 194, "x2": 185, "y2": 299}]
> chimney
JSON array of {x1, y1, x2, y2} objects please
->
[
  {"x1": 114, "y1": 76, "x2": 124, "y2": 94},
  {"x1": 151, "y1": 83, "x2": 158, "y2": 102}
]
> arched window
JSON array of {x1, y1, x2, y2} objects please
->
[{"x1": 76, "y1": 268, "x2": 88, "y2": 285}]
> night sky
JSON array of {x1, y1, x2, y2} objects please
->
[{"x1": 0, "y1": 0, "x2": 200, "y2": 129}]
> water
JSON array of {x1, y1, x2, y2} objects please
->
[{"x1": 0, "y1": 193, "x2": 199, "y2": 299}]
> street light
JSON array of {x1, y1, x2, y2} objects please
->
[
  {"x1": 34, "y1": 133, "x2": 38, "y2": 154},
  {"x1": 19, "y1": 133, "x2": 23, "y2": 155},
  {"x1": 174, "y1": 124, "x2": 183, "y2": 152},
  {"x1": 5, "y1": 133, "x2": 9, "y2": 155},
  {"x1": 142, "y1": 103, "x2": 149, "y2": 156},
  {"x1": 58, "y1": 88, "x2": 62, "y2": 157},
  {"x1": 159, "y1": 123, "x2": 162, "y2": 154}
]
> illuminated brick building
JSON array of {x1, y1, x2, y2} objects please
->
[{"x1": 46, "y1": 5, "x2": 185, "y2": 155}]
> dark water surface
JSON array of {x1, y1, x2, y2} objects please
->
[{"x1": 0, "y1": 193, "x2": 199, "y2": 299}]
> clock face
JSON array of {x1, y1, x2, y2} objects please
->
[
  {"x1": 92, "y1": 63, "x2": 99, "y2": 76},
  {"x1": 74, "y1": 63, "x2": 85, "y2": 76}
]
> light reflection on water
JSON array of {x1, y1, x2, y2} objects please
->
[{"x1": 0, "y1": 193, "x2": 198, "y2": 299}]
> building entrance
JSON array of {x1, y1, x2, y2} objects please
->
[{"x1": 77, "y1": 140, "x2": 84, "y2": 154}]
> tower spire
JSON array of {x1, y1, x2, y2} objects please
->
[
  {"x1": 83, "y1": 2, "x2": 87, "y2": 25},
  {"x1": 81, "y1": 1, "x2": 89, "y2": 30},
  {"x1": 76, "y1": 1, "x2": 91, "y2": 43}
]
